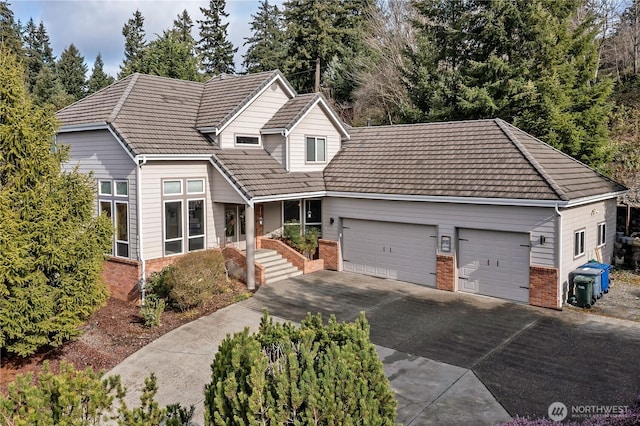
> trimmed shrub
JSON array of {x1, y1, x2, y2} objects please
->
[
  {"x1": 204, "y1": 312, "x2": 397, "y2": 425},
  {"x1": 164, "y1": 250, "x2": 227, "y2": 311}
]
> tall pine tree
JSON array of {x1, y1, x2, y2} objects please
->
[
  {"x1": 23, "y1": 19, "x2": 55, "y2": 92},
  {"x1": 197, "y1": 0, "x2": 237, "y2": 75},
  {"x1": 0, "y1": 1, "x2": 23, "y2": 57},
  {"x1": 242, "y1": 0, "x2": 286, "y2": 73},
  {"x1": 119, "y1": 10, "x2": 147, "y2": 78},
  {"x1": 146, "y1": 29, "x2": 201, "y2": 81},
  {"x1": 56, "y1": 44, "x2": 87, "y2": 101},
  {"x1": 87, "y1": 53, "x2": 115, "y2": 94},
  {"x1": 173, "y1": 9, "x2": 195, "y2": 44},
  {"x1": 0, "y1": 49, "x2": 112, "y2": 356},
  {"x1": 407, "y1": 0, "x2": 613, "y2": 169}
]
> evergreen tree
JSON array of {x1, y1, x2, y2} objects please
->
[
  {"x1": 283, "y1": 0, "x2": 374, "y2": 100},
  {"x1": 146, "y1": 29, "x2": 201, "y2": 81},
  {"x1": 0, "y1": 50, "x2": 112, "y2": 356},
  {"x1": 23, "y1": 18, "x2": 55, "y2": 92},
  {"x1": 242, "y1": 0, "x2": 286, "y2": 73},
  {"x1": 173, "y1": 9, "x2": 194, "y2": 44},
  {"x1": 197, "y1": 0, "x2": 237, "y2": 75},
  {"x1": 56, "y1": 43, "x2": 88, "y2": 101},
  {"x1": 87, "y1": 53, "x2": 115, "y2": 94},
  {"x1": 32, "y1": 64, "x2": 73, "y2": 109},
  {"x1": 407, "y1": 0, "x2": 613, "y2": 169},
  {"x1": 0, "y1": 1, "x2": 23, "y2": 57},
  {"x1": 119, "y1": 9, "x2": 147, "y2": 78}
]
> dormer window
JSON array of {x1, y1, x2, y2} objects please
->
[
  {"x1": 235, "y1": 135, "x2": 260, "y2": 146},
  {"x1": 306, "y1": 136, "x2": 326, "y2": 163}
]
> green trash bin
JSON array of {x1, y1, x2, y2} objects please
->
[{"x1": 574, "y1": 274, "x2": 594, "y2": 309}]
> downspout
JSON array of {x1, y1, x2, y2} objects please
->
[
  {"x1": 284, "y1": 130, "x2": 290, "y2": 172},
  {"x1": 555, "y1": 203, "x2": 563, "y2": 308},
  {"x1": 137, "y1": 156, "x2": 148, "y2": 304}
]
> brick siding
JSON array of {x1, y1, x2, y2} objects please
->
[
  {"x1": 436, "y1": 255, "x2": 455, "y2": 292},
  {"x1": 101, "y1": 257, "x2": 140, "y2": 302},
  {"x1": 319, "y1": 239, "x2": 339, "y2": 271},
  {"x1": 258, "y1": 238, "x2": 324, "y2": 273},
  {"x1": 529, "y1": 265, "x2": 560, "y2": 309}
]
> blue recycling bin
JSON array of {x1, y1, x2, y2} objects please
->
[
  {"x1": 575, "y1": 266, "x2": 603, "y2": 301},
  {"x1": 584, "y1": 261, "x2": 612, "y2": 293}
]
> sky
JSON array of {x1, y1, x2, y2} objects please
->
[{"x1": 10, "y1": 0, "x2": 279, "y2": 78}]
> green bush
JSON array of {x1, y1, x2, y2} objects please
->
[
  {"x1": 204, "y1": 312, "x2": 397, "y2": 425},
  {"x1": 281, "y1": 221, "x2": 320, "y2": 259},
  {"x1": 165, "y1": 250, "x2": 227, "y2": 311},
  {"x1": 141, "y1": 294, "x2": 165, "y2": 328}
]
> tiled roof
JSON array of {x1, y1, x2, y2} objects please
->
[
  {"x1": 196, "y1": 70, "x2": 294, "y2": 130},
  {"x1": 211, "y1": 149, "x2": 325, "y2": 199},
  {"x1": 262, "y1": 93, "x2": 321, "y2": 131},
  {"x1": 324, "y1": 119, "x2": 625, "y2": 202}
]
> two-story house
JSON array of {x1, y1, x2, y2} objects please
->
[{"x1": 56, "y1": 71, "x2": 625, "y2": 310}]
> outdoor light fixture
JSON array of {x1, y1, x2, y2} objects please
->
[
  {"x1": 540, "y1": 235, "x2": 546, "y2": 245},
  {"x1": 330, "y1": 217, "x2": 335, "y2": 225},
  {"x1": 259, "y1": 217, "x2": 263, "y2": 225}
]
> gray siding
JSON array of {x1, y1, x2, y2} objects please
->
[
  {"x1": 323, "y1": 197, "x2": 557, "y2": 268},
  {"x1": 263, "y1": 134, "x2": 285, "y2": 166},
  {"x1": 58, "y1": 130, "x2": 138, "y2": 259},
  {"x1": 560, "y1": 199, "x2": 616, "y2": 285},
  {"x1": 262, "y1": 201, "x2": 282, "y2": 237},
  {"x1": 288, "y1": 105, "x2": 341, "y2": 172},
  {"x1": 210, "y1": 167, "x2": 245, "y2": 203}
]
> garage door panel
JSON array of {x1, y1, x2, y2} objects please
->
[
  {"x1": 459, "y1": 229, "x2": 530, "y2": 303},
  {"x1": 342, "y1": 219, "x2": 436, "y2": 287}
]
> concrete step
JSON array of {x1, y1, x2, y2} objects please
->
[
  {"x1": 254, "y1": 249, "x2": 279, "y2": 261},
  {"x1": 266, "y1": 269, "x2": 303, "y2": 283},
  {"x1": 251, "y1": 248, "x2": 303, "y2": 284},
  {"x1": 262, "y1": 259, "x2": 296, "y2": 273}
]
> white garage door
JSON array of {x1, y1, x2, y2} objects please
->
[
  {"x1": 342, "y1": 219, "x2": 437, "y2": 286},
  {"x1": 458, "y1": 229, "x2": 530, "y2": 303}
]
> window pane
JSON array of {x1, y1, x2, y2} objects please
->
[
  {"x1": 239, "y1": 205, "x2": 246, "y2": 236},
  {"x1": 115, "y1": 203, "x2": 128, "y2": 242},
  {"x1": 115, "y1": 181, "x2": 128, "y2": 196},
  {"x1": 189, "y1": 237, "x2": 205, "y2": 251},
  {"x1": 100, "y1": 201, "x2": 112, "y2": 218},
  {"x1": 236, "y1": 135, "x2": 259, "y2": 145},
  {"x1": 165, "y1": 240, "x2": 182, "y2": 255},
  {"x1": 188, "y1": 200, "x2": 204, "y2": 236},
  {"x1": 316, "y1": 138, "x2": 326, "y2": 162},
  {"x1": 187, "y1": 179, "x2": 204, "y2": 194},
  {"x1": 100, "y1": 181, "x2": 112, "y2": 195},
  {"x1": 165, "y1": 201, "x2": 183, "y2": 239},
  {"x1": 116, "y1": 242, "x2": 129, "y2": 258},
  {"x1": 164, "y1": 180, "x2": 182, "y2": 195},
  {"x1": 305, "y1": 199, "x2": 322, "y2": 223},
  {"x1": 283, "y1": 200, "x2": 300, "y2": 223},
  {"x1": 306, "y1": 137, "x2": 315, "y2": 162}
]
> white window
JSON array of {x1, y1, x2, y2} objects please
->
[
  {"x1": 574, "y1": 229, "x2": 585, "y2": 258},
  {"x1": 188, "y1": 199, "x2": 205, "y2": 251},
  {"x1": 235, "y1": 135, "x2": 260, "y2": 146},
  {"x1": 99, "y1": 200, "x2": 113, "y2": 254},
  {"x1": 115, "y1": 180, "x2": 128, "y2": 197},
  {"x1": 115, "y1": 201, "x2": 129, "y2": 257},
  {"x1": 164, "y1": 200, "x2": 183, "y2": 255},
  {"x1": 597, "y1": 222, "x2": 606, "y2": 247},
  {"x1": 163, "y1": 180, "x2": 182, "y2": 195},
  {"x1": 187, "y1": 179, "x2": 204, "y2": 194},
  {"x1": 99, "y1": 180, "x2": 112, "y2": 196},
  {"x1": 306, "y1": 136, "x2": 326, "y2": 163}
]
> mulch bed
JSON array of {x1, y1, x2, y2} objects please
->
[{"x1": 0, "y1": 280, "x2": 250, "y2": 394}]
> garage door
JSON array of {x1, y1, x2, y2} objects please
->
[
  {"x1": 458, "y1": 229, "x2": 530, "y2": 303},
  {"x1": 342, "y1": 219, "x2": 437, "y2": 286}
]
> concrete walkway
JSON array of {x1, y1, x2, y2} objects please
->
[{"x1": 108, "y1": 303, "x2": 510, "y2": 425}]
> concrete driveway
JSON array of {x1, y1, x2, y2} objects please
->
[{"x1": 109, "y1": 271, "x2": 640, "y2": 425}]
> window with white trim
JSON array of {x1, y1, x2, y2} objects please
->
[
  {"x1": 597, "y1": 222, "x2": 606, "y2": 247},
  {"x1": 574, "y1": 229, "x2": 585, "y2": 258},
  {"x1": 235, "y1": 135, "x2": 260, "y2": 146},
  {"x1": 162, "y1": 178, "x2": 206, "y2": 256},
  {"x1": 306, "y1": 136, "x2": 326, "y2": 163},
  {"x1": 98, "y1": 179, "x2": 129, "y2": 258}
]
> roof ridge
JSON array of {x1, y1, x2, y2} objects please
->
[
  {"x1": 284, "y1": 92, "x2": 322, "y2": 129},
  {"x1": 351, "y1": 118, "x2": 498, "y2": 131},
  {"x1": 107, "y1": 73, "x2": 139, "y2": 123},
  {"x1": 215, "y1": 71, "x2": 280, "y2": 129},
  {"x1": 495, "y1": 118, "x2": 569, "y2": 201}
]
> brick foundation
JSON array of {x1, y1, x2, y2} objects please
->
[
  {"x1": 222, "y1": 246, "x2": 265, "y2": 286},
  {"x1": 319, "y1": 239, "x2": 339, "y2": 271},
  {"x1": 529, "y1": 266, "x2": 560, "y2": 309},
  {"x1": 146, "y1": 255, "x2": 182, "y2": 276},
  {"x1": 102, "y1": 257, "x2": 141, "y2": 302},
  {"x1": 259, "y1": 238, "x2": 324, "y2": 273},
  {"x1": 436, "y1": 255, "x2": 455, "y2": 292}
]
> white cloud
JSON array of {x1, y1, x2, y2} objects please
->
[{"x1": 11, "y1": 0, "x2": 270, "y2": 78}]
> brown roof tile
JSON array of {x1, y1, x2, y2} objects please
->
[
  {"x1": 262, "y1": 93, "x2": 320, "y2": 131},
  {"x1": 324, "y1": 119, "x2": 625, "y2": 202}
]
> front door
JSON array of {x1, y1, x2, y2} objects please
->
[{"x1": 225, "y1": 204, "x2": 246, "y2": 247}]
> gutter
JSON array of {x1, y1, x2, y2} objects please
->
[
  {"x1": 136, "y1": 155, "x2": 148, "y2": 304},
  {"x1": 555, "y1": 203, "x2": 563, "y2": 309}
]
